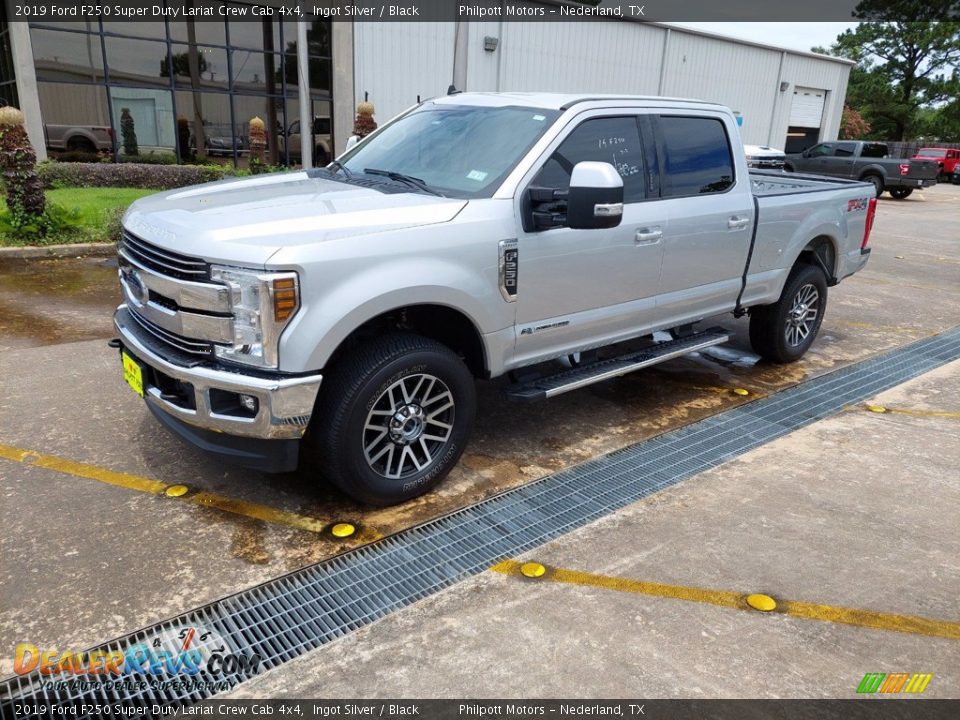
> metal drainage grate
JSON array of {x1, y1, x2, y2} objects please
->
[{"x1": 3, "y1": 327, "x2": 959, "y2": 717}]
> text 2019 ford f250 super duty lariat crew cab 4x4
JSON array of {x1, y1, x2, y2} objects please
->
[{"x1": 113, "y1": 93, "x2": 877, "y2": 505}]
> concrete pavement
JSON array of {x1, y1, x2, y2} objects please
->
[
  {"x1": 1, "y1": 183, "x2": 958, "y2": 694},
  {"x1": 228, "y1": 361, "x2": 960, "y2": 698}
]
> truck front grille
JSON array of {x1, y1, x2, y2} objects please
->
[
  {"x1": 128, "y1": 306, "x2": 213, "y2": 357},
  {"x1": 120, "y1": 231, "x2": 208, "y2": 281}
]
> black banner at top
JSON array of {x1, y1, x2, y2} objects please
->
[{"x1": 7, "y1": 0, "x2": 960, "y2": 23}]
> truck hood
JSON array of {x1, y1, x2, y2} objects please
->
[{"x1": 123, "y1": 171, "x2": 468, "y2": 267}]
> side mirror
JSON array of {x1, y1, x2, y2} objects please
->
[
  {"x1": 567, "y1": 161, "x2": 624, "y2": 230},
  {"x1": 345, "y1": 135, "x2": 360, "y2": 151}
]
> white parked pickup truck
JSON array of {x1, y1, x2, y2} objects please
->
[{"x1": 114, "y1": 92, "x2": 876, "y2": 505}]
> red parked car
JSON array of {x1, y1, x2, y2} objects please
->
[{"x1": 913, "y1": 147, "x2": 960, "y2": 180}]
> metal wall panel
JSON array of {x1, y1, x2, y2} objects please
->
[
  {"x1": 352, "y1": 22, "x2": 456, "y2": 124},
  {"x1": 352, "y1": 20, "x2": 851, "y2": 150},
  {"x1": 489, "y1": 21, "x2": 665, "y2": 96},
  {"x1": 659, "y1": 31, "x2": 782, "y2": 146},
  {"x1": 773, "y1": 53, "x2": 851, "y2": 143}
]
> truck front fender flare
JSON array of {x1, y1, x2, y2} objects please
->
[{"x1": 279, "y1": 261, "x2": 509, "y2": 374}]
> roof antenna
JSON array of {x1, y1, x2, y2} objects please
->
[{"x1": 447, "y1": 85, "x2": 462, "y2": 96}]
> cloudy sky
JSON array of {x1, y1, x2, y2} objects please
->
[{"x1": 667, "y1": 23, "x2": 859, "y2": 54}]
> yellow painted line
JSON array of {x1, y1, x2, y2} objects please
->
[
  {"x1": 844, "y1": 276, "x2": 960, "y2": 295},
  {"x1": 0, "y1": 443, "x2": 166, "y2": 494},
  {"x1": 0, "y1": 442, "x2": 377, "y2": 538},
  {"x1": 851, "y1": 404, "x2": 960, "y2": 420},
  {"x1": 490, "y1": 560, "x2": 960, "y2": 641},
  {"x1": 835, "y1": 320, "x2": 928, "y2": 336}
]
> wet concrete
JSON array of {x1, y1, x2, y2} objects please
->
[
  {"x1": 229, "y1": 360, "x2": 960, "y2": 699},
  {"x1": 0, "y1": 183, "x2": 958, "y2": 674},
  {"x1": 0, "y1": 256, "x2": 120, "y2": 351}
]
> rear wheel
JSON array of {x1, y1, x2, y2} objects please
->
[
  {"x1": 749, "y1": 263, "x2": 828, "y2": 363},
  {"x1": 862, "y1": 174, "x2": 884, "y2": 198},
  {"x1": 306, "y1": 333, "x2": 475, "y2": 506},
  {"x1": 66, "y1": 137, "x2": 96, "y2": 153},
  {"x1": 889, "y1": 188, "x2": 913, "y2": 200}
]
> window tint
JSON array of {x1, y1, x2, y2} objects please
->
[
  {"x1": 834, "y1": 143, "x2": 856, "y2": 157},
  {"x1": 807, "y1": 144, "x2": 832, "y2": 158},
  {"x1": 659, "y1": 116, "x2": 734, "y2": 196},
  {"x1": 861, "y1": 143, "x2": 889, "y2": 158},
  {"x1": 534, "y1": 116, "x2": 645, "y2": 203}
]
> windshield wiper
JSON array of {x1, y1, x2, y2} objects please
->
[
  {"x1": 363, "y1": 168, "x2": 445, "y2": 197},
  {"x1": 328, "y1": 159, "x2": 353, "y2": 177}
]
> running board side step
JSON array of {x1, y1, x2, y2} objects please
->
[{"x1": 505, "y1": 328, "x2": 732, "y2": 401}]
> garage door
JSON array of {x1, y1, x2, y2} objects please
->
[{"x1": 790, "y1": 87, "x2": 826, "y2": 128}]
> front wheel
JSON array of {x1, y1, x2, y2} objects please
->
[
  {"x1": 749, "y1": 263, "x2": 828, "y2": 363},
  {"x1": 889, "y1": 188, "x2": 913, "y2": 200},
  {"x1": 306, "y1": 333, "x2": 476, "y2": 506}
]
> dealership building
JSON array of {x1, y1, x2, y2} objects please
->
[{"x1": 1, "y1": 1, "x2": 854, "y2": 165}]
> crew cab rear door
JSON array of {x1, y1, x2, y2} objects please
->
[
  {"x1": 818, "y1": 141, "x2": 859, "y2": 178},
  {"x1": 651, "y1": 113, "x2": 755, "y2": 324}
]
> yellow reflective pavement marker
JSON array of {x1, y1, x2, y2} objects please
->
[{"x1": 491, "y1": 560, "x2": 960, "y2": 640}]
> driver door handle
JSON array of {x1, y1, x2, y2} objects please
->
[
  {"x1": 635, "y1": 227, "x2": 663, "y2": 244},
  {"x1": 728, "y1": 216, "x2": 751, "y2": 230}
]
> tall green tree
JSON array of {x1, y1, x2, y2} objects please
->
[{"x1": 818, "y1": 6, "x2": 959, "y2": 140}]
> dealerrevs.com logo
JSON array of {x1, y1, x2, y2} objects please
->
[
  {"x1": 14, "y1": 625, "x2": 260, "y2": 693},
  {"x1": 856, "y1": 672, "x2": 933, "y2": 695}
]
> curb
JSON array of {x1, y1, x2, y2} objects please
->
[{"x1": 0, "y1": 242, "x2": 115, "y2": 260}]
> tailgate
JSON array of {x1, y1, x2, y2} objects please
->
[{"x1": 907, "y1": 158, "x2": 939, "y2": 180}]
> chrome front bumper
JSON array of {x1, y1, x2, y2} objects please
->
[{"x1": 115, "y1": 305, "x2": 322, "y2": 441}]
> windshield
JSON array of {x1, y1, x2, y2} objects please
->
[
  {"x1": 919, "y1": 149, "x2": 947, "y2": 157},
  {"x1": 339, "y1": 103, "x2": 561, "y2": 198}
]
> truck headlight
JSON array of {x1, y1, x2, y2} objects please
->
[{"x1": 210, "y1": 265, "x2": 299, "y2": 369}]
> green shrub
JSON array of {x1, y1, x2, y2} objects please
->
[
  {"x1": 104, "y1": 205, "x2": 126, "y2": 244},
  {"x1": 0, "y1": 107, "x2": 46, "y2": 227},
  {"x1": 37, "y1": 160, "x2": 229, "y2": 190},
  {"x1": 119, "y1": 151, "x2": 177, "y2": 165},
  {"x1": 0, "y1": 202, "x2": 82, "y2": 245},
  {"x1": 120, "y1": 108, "x2": 139, "y2": 156},
  {"x1": 53, "y1": 149, "x2": 104, "y2": 163}
]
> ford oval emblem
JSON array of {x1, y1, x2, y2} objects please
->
[{"x1": 122, "y1": 267, "x2": 150, "y2": 307}]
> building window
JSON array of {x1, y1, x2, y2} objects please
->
[
  {"x1": 0, "y1": 13, "x2": 19, "y2": 107},
  {"x1": 28, "y1": 13, "x2": 332, "y2": 167},
  {"x1": 31, "y1": 28, "x2": 105, "y2": 84},
  {"x1": 104, "y1": 36, "x2": 170, "y2": 88}
]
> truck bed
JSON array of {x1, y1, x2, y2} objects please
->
[
  {"x1": 750, "y1": 170, "x2": 871, "y2": 196},
  {"x1": 737, "y1": 170, "x2": 874, "y2": 312}
]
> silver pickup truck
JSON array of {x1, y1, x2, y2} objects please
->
[{"x1": 113, "y1": 93, "x2": 876, "y2": 505}]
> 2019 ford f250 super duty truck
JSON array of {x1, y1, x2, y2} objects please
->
[{"x1": 113, "y1": 92, "x2": 877, "y2": 505}]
